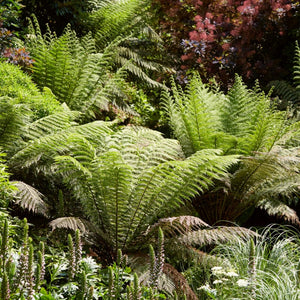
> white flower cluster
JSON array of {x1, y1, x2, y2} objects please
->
[
  {"x1": 211, "y1": 266, "x2": 249, "y2": 287},
  {"x1": 197, "y1": 283, "x2": 217, "y2": 296},
  {"x1": 197, "y1": 266, "x2": 250, "y2": 298},
  {"x1": 211, "y1": 266, "x2": 238, "y2": 277}
]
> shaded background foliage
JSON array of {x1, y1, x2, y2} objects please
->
[
  {"x1": 19, "y1": 0, "x2": 90, "y2": 35},
  {"x1": 152, "y1": 0, "x2": 300, "y2": 87}
]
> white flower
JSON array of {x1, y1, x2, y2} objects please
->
[
  {"x1": 197, "y1": 283, "x2": 212, "y2": 292},
  {"x1": 197, "y1": 283, "x2": 217, "y2": 296},
  {"x1": 236, "y1": 279, "x2": 249, "y2": 287},
  {"x1": 211, "y1": 266, "x2": 223, "y2": 271},
  {"x1": 213, "y1": 279, "x2": 223, "y2": 284},
  {"x1": 211, "y1": 266, "x2": 224, "y2": 275},
  {"x1": 226, "y1": 271, "x2": 239, "y2": 277},
  {"x1": 221, "y1": 277, "x2": 229, "y2": 281}
]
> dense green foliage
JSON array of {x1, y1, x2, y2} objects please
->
[
  {"x1": 163, "y1": 73, "x2": 300, "y2": 224},
  {"x1": 0, "y1": 62, "x2": 61, "y2": 119},
  {"x1": 0, "y1": 0, "x2": 300, "y2": 298}
]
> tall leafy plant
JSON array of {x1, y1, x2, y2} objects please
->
[
  {"x1": 163, "y1": 73, "x2": 300, "y2": 224},
  {"x1": 25, "y1": 18, "x2": 132, "y2": 120},
  {"x1": 9, "y1": 124, "x2": 242, "y2": 254}
]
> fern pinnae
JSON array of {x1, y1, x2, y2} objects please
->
[
  {"x1": 293, "y1": 41, "x2": 300, "y2": 90},
  {"x1": 121, "y1": 170, "x2": 157, "y2": 250},
  {"x1": 49, "y1": 217, "x2": 87, "y2": 233},
  {"x1": 12, "y1": 181, "x2": 49, "y2": 217}
]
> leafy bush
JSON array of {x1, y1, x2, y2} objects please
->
[
  {"x1": 153, "y1": 0, "x2": 300, "y2": 86},
  {"x1": 0, "y1": 62, "x2": 61, "y2": 119}
]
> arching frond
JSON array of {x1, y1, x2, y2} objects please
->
[
  {"x1": 21, "y1": 109, "x2": 80, "y2": 142},
  {"x1": 0, "y1": 99, "x2": 30, "y2": 152},
  {"x1": 257, "y1": 199, "x2": 300, "y2": 225},
  {"x1": 49, "y1": 217, "x2": 87, "y2": 233},
  {"x1": 146, "y1": 216, "x2": 210, "y2": 237},
  {"x1": 9, "y1": 121, "x2": 114, "y2": 171},
  {"x1": 12, "y1": 181, "x2": 49, "y2": 217},
  {"x1": 178, "y1": 226, "x2": 257, "y2": 246},
  {"x1": 268, "y1": 80, "x2": 300, "y2": 108}
]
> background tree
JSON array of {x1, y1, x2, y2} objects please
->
[{"x1": 152, "y1": 0, "x2": 300, "y2": 87}]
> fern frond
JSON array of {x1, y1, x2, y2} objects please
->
[
  {"x1": 12, "y1": 181, "x2": 49, "y2": 217},
  {"x1": 162, "y1": 75, "x2": 224, "y2": 156},
  {"x1": 21, "y1": 110, "x2": 80, "y2": 141},
  {"x1": 268, "y1": 80, "x2": 300, "y2": 107},
  {"x1": 49, "y1": 217, "x2": 87, "y2": 232},
  {"x1": 0, "y1": 99, "x2": 30, "y2": 153},
  {"x1": 222, "y1": 74, "x2": 256, "y2": 137},
  {"x1": 88, "y1": 0, "x2": 150, "y2": 49},
  {"x1": 257, "y1": 199, "x2": 300, "y2": 225},
  {"x1": 146, "y1": 216, "x2": 210, "y2": 238},
  {"x1": 179, "y1": 226, "x2": 257, "y2": 246},
  {"x1": 266, "y1": 42, "x2": 300, "y2": 110},
  {"x1": 9, "y1": 121, "x2": 113, "y2": 171}
]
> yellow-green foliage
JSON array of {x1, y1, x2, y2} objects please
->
[
  {"x1": 0, "y1": 153, "x2": 15, "y2": 207},
  {"x1": 0, "y1": 62, "x2": 61, "y2": 119}
]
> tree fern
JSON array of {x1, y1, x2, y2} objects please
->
[
  {"x1": 18, "y1": 125, "x2": 237, "y2": 252},
  {"x1": 164, "y1": 73, "x2": 300, "y2": 224},
  {"x1": 86, "y1": 0, "x2": 170, "y2": 88},
  {"x1": 25, "y1": 18, "x2": 133, "y2": 119},
  {"x1": 87, "y1": 0, "x2": 147, "y2": 48}
]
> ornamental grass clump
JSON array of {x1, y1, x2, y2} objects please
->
[{"x1": 204, "y1": 225, "x2": 300, "y2": 299}]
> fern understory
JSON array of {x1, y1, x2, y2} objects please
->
[{"x1": 1, "y1": 2, "x2": 300, "y2": 298}]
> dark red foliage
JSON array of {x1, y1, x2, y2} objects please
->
[
  {"x1": 153, "y1": 0, "x2": 300, "y2": 86},
  {"x1": 0, "y1": 25, "x2": 33, "y2": 71},
  {"x1": 2, "y1": 47, "x2": 34, "y2": 69}
]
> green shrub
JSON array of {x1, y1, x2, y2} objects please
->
[
  {"x1": 0, "y1": 62, "x2": 61, "y2": 119},
  {"x1": 0, "y1": 152, "x2": 15, "y2": 207}
]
